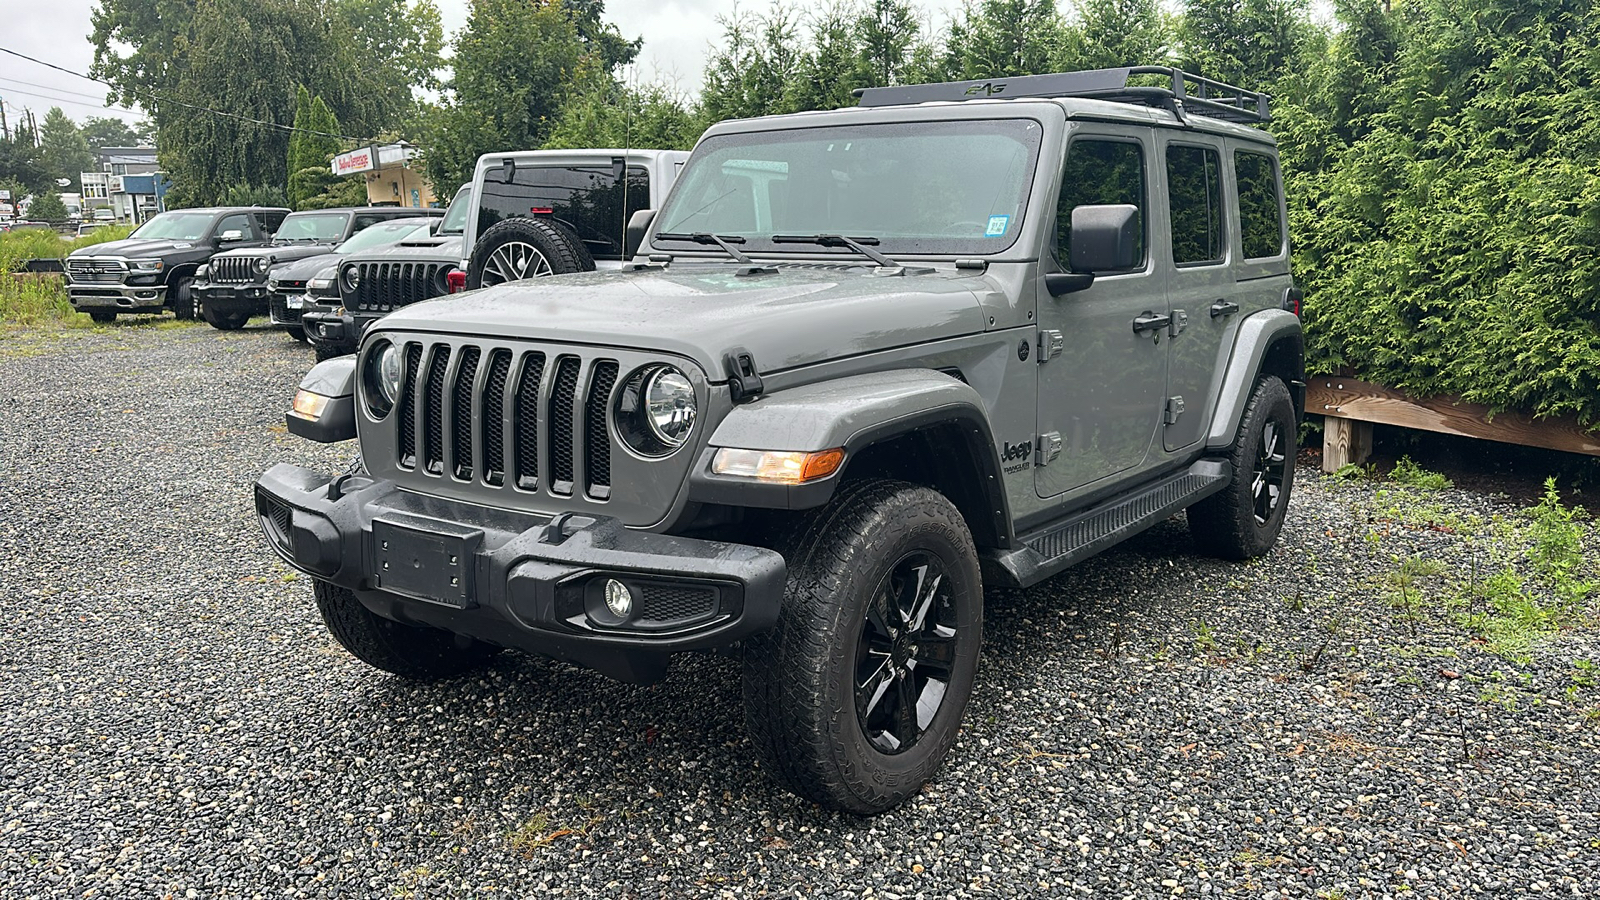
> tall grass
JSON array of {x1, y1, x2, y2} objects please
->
[
  {"x1": 0, "y1": 226, "x2": 134, "y2": 326},
  {"x1": 0, "y1": 225, "x2": 135, "y2": 275}
]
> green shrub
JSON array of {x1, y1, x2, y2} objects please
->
[
  {"x1": 1389, "y1": 456, "x2": 1451, "y2": 491},
  {"x1": 0, "y1": 276, "x2": 84, "y2": 327}
]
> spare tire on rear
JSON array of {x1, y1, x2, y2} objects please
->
[{"x1": 466, "y1": 216, "x2": 594, "y2": 290}]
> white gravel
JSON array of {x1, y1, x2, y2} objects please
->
[{"x1": 1, "y1": 322, "x2": 1597, "y2": 898}]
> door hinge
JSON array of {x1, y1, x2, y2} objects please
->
[
  {"x1": 1037, "y1": 329, "x2": 1063, "y2": 363},
  {"x1": 1168, "y1": 309, "x2": 1189, "y2": 337},
  {"x1": 1164, "y1": 396, "x2": 1186, "y2": 425},
  {"x1": 1035, "y1": 432, "x2": 1062, "y2": 466}
]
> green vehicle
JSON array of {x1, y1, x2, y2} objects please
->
[{"x1": 256, "y1": 67, "x2": 1304, "y2": 814}]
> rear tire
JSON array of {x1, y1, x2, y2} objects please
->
[
  {"x1": 314, "y1": 580, "x2": 499, "y2": 680},
  {"x1": 1187, "y1": 375, "x2": 1296, "y2": 560},
  {"x1": 466, "y1": 216, "x2": 594, "y2": 290},
  {"x1": 88, "y1": 311, "x2": 116, "y2": 324},
  {"x1": 170, "y1": 275, "x2": 195, "y2": 320},
  {"x1": 742, "y1": 479, "x2": 983, "y2": 814}
]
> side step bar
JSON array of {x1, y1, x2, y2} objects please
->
[{"x1": 985, "y1": 459, "x2": 1231, "y2": 589}]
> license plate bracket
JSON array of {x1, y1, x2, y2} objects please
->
[
  {"x1": 371, "y1": 515, "x2": 484, "y2": 609},
  {"x1": 286, "y1": 295, "x2": 304, "y2": 309}
]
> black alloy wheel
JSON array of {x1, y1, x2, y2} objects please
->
[
  {"x1": 1252, "y1": 417, "x2": 1289, "y2": 526},
  {"x1": 856, "y1": 551, "x2": 959, "y2": 754}
]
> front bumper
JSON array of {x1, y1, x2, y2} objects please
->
[
  {"x1": 254, "y1": 463, "x2": 787, "y2": 683},
  {"x1": 302, "y1": 310, "x2": 378, "y2": 356},
  {"x1": 67, "y1": 283, "x2": 168, "y2": 312},
  {"x1": 268, "y1": 289, "x2": 312, "y2": 327},
  {"x1": 195, "y1": 282, "x2": 269, "y2": 316}
]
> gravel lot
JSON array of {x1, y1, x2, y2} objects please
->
[{"x1": 2, "y1": 321, "x2": 1598, "y2": 898}]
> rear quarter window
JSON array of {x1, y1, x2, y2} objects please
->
[{"x1": 1234, "y1": 150, "x2": 1285, "y2": 260}]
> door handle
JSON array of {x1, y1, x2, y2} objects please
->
[
  {"x1": 1132, "y1": 311, "x2": 1171, "y2": 334},
  {"x1": 1209, "y1": 299, "x2": 1240, "y2": 318}
]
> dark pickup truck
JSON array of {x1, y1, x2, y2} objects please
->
[
  {"x1": 64, "y1": 207, "x2": 290, "y2": 322},
  {"x1": 194, "y1": 206, "x2": 442, "y2": 331}
]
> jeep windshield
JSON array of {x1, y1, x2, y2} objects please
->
[
  {"x1": 128, "y1": 211, "x2": 215, "y2": 242},
  {"x1": 654, "y1": 118, "x2": 1042, "y2": 257},
  {"x1": 272, "y1": 213, "x2": 348, "y2": 243},
  {"x1": 335, "y1": 220, "x2": 432, "y2": 254}
]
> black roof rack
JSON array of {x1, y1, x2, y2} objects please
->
[{"x1": 853, "y1": 66, "x2": 1271, "y2": 125}]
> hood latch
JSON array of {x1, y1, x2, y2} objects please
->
[{"x1": 725, "y1": 348, "x2": 764, "y2": 403}]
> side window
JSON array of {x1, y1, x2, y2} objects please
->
[
  {"x1": 1166, "y1": 144, "x2": 1224, "y2": 265},
  {"x1": 1057, "y1": 138, "x2": 1146, "y2": 270},
  {"x1": 352, "y1": 213, "x2": 384, "y2": 232},
  {"x1": 1234, "y1": 150, "x2": 1285, "y2": 259},
  {"x1": 215, "y1": 214, "x2": 253, "y2": 240}
]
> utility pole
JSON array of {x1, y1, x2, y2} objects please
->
[{"x1": 0, "y1": 97, "x2": 8, "y2": 142}]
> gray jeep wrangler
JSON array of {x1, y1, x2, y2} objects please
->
[{"x1": 255, "y1": 67, "x2": 1304, "y2": 815}]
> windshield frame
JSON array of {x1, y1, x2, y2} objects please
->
[
  {"x1": 128, "y1": 211, "x2": 217, "y2": 242},
  {"x1": 438, "y1": 186, "x2": 471, "y2": 236},
  {"x1": 652, "y1": 117, "x2": 1045, "y2": 259}
]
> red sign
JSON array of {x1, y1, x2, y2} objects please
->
[{"x1": 332, "y1": 147, "x2": 376, "y2": 176}]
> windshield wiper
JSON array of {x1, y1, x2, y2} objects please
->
[
  {"x1": 772, "y1": 234, "x2": 898, "y2": 267},
  {"x1": 655, "y1": 231, "x2": 758, "y2": 265}
]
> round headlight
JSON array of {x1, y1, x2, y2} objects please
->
[
  {"x1": 364, "y1": 341, "x2": 403, "y2": 417},
  {"x1": 615, "y1": 364, "x2": 697, "y2": 457},
  {"x1": 255, "y1": 256, "x2": 270, "y2": 273},
  {"x1": 342, "y1": 265, "x2": 360, "y2": 292},
  {"x1": 644, "y1": 368, "x2": 696, "y2": 445}
]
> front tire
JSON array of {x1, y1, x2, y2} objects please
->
[
  {"x1": 200, "y1": 302, "x2": 250, "y2": 331},
  {"x1": 743, "y1": 479, "x2": 983, "y2": 814},
  {"x1": 285, "y1": 324, "x2": 307, "y2": 342},
  {"x1": 88, "y1": 311, "x2": 116, "y2": 324},
  {"x1": 170, "y1": 275, "x2": 195, "y2": 320},
  {"x1": 314, "y1": 580, "x2": 499, "y2": 680},
  {"x1": 1187, "y1": 374, "x2": 1296, "y2": 560}
]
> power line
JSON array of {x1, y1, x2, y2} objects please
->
[
  {"x1": 0, "y1": 76, "x2": 119, "y2": 104},
  {"x1": 0, "y1": 46, "x2": 364, "y2": 143},
  {"x1": 0, "y1": 83, "x2": 144, "y2": 118}
]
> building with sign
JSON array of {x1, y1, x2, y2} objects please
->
[
  {"x1": 81, "y1": 148, "x2": 168, "y2": 224},
  {"x1": 330, "y1": 142, "x2": 437, "y2": 208}
]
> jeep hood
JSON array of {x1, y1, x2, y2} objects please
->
[
  {"x1": 374, "y1": 265, "x2": 990, "y2": 376},
  {"x1": 227, "y1": 244, "x2": 333, "y2": 265},
  {"x1": 270, "y1": 252, "x2": 340, "y2": 281},
  {"x1": 343, "y1": 235, "x2": 464, "y2": 264},
  {"x1": 69, "y1": 238, "x2": 201, "y2": 259}
]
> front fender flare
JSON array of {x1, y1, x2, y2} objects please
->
[
  {"x1": 688, "y1": 369, "x2": 1009, "y2": 524},
  {"x1": 286, "y1": 355, "x2": 357, "y2": 443}
]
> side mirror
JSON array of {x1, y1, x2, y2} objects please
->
[
  {"x1": 1047, "y1": 204, "x2": 1141, "y2": 297},
  {"x1": 218, "y1": 229, "x2": 246, "y2": 243},
  {"x1": 624, "y1": 208, "x2": 656, "y2": 260}
]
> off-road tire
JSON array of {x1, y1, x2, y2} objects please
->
[
  {"x1": 1187, "y1": 375, "x2": 1296, "y2": 560},
  {"x1": 201, "y1": 302, "x2": 250, "y2": 331},
  {"x1": 285, "y1": 324, "x2": 307, "y2": 342},
  {"x1": 466, "y1": 216, "x2": 594, "y2": 290},
  {"x1": 312, "y1": 340, "x2": 348, "y2": 362},
  {"x1": 170, "y1": 275, "x2": 196, "y2": 320},
  {"x1": 742, "y1": 479, "x2": 983, "y2": 815},
  {"x1": 314, "y1": 580, "x2": 499, "y2": 680},
  {"x1": 88, "y1": 311, "x2": 116, "y2": 324}
]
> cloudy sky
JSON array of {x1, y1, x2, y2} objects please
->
[{"x1": 1, "y1": 0, "x2": 971, "y2": 129}]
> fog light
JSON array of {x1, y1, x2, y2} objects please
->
[{"x1": 604, "y1": 579, "x2": 634, "y2": 617}]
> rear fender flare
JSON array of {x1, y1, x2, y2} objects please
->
[{"x1": 1206, "y1": 309, "x2": 1304, "y2": 450}]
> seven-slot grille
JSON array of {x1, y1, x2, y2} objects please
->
[
  {"x1": 211, "y1": 255, "x2": 263, "y2": 284},
  {"x1": 387, "y1": 340, "x2": 619, "y2": 499},
  {"x1": 66, "y1": 258, "x2": 126, "y2": 284},
  {"x1": 350, "y1": 262, "x2": 447, "y2": 312}
]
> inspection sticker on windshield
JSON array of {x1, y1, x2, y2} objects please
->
[{"x1": 985, "y1": 215, "x2": 1010, "y2": 237}]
